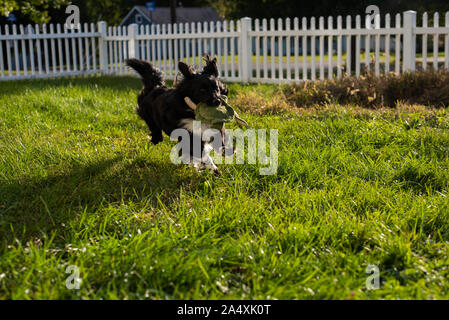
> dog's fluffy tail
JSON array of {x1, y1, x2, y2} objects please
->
[{"x1": 126, "y1": 58, "x2": 164, "y2": 91}]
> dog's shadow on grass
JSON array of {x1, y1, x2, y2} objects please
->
[{"x1": 0, "y1": 155, "x2": 202, "y2": 243}]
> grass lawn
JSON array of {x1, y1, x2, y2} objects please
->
[{"x1": 1, "y1": 76, "x2": 449, "y2": 299}]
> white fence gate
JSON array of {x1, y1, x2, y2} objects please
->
[{"x1": 0, "y1": 10, "x2": 448, "y2": 83}]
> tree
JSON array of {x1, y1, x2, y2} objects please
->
[
  {"x1": 1, "y1": 0, "x2": 68, "y2": 24},
  {"x1": 170, "y1": 0, "x2": 177, "y2": 24},
  {"x1": 210, "y1": 0, "x2": 449, "y2": 20},
  {"x1": 4, "y1": 0, "x2": 449, "y2": 26}
]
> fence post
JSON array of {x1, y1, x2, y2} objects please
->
[
  {"x1": 403, "y1": 10, "x2": 416, "y2": 72},
  {"x1": 97, "y1": 21, "x2": 108, "y2": 74},
  {"x1": 240, "y1": 17, "x2": 252, "y2": 83},
  {"x1": 445, "y1": 12, "x2": 449, "y2": 69},
  {"x1": 128, "y1": 24, "x2": 139, "y2": 59}
]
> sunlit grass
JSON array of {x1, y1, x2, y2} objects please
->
[{"x1": 0, "y1": 76, "x2": 449, "y2": 299}]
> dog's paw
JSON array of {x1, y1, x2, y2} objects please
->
[
  {"x1": 151, "y1": 137, "x2": 163, "y2": 145},
  {"x1": 147, "y1": 135, "x2": 162, "y2": 145}
]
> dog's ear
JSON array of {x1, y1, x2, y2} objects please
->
[
  {"x1": 178, "y1": 61, "x2": 195, "y2": 79},
  {"x1": 202, "y1": 54, "x2": 218, "y2": 77}
]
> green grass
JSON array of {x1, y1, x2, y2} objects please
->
[{"x1": 1, "y1": 76, "x2": 449, "y2": 299}]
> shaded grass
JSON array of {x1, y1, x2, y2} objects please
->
[{"x1": 0, "y1": 76, "x2": 449, "y2": 299}]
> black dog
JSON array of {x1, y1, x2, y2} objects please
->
[{"x1": 126, "y1": 55, "x2": 230, "y2": 173}]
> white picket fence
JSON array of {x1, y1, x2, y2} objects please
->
[{"x1": 1, "y1": 10, "x2": 449, "y2": 83}]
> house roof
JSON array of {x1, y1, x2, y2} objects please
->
[{"x1": 132, "y1": 6, "x2": 221, "y2": 25}]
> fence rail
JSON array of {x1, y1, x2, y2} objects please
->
[{"x1": 1, "y1": 10, "x2": 449, "y2": 83}]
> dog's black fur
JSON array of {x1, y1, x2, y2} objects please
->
[{"x1": 126, "y1": 55, "x2": 229, "y2": 171}]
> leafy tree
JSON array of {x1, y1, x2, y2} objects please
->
[
  {"x1": 214, "y1": 0, "x2": 449, "y2": 20},
  {"x1": 3, "y1": 0, "x2": 449, "y2": 26},
  {"x1": 1, "y1": 0, "x2": 68, "y2": 24}
]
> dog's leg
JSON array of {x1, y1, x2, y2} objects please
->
[
  {"x1": 201, "y1": 153, "x2": 220, "y2": 174},
  {"x1": 202, "y1": 143, "x2": 221, "y2": 175},
  {"x1": 145, "y1": 118, "x2": 163, "y2": 145},
  {"x1": 217, "y1": 128, "x2": 236, "y2": 157},
  {"x1": 138, "y1": 107, "x2": 163, "y2": 145},
  {"x1": 150, "y1": 127, "x2": 163, "y2": 145},
  {"x1": 179, "y1": 124, "x2": 221, "y2": 175}
]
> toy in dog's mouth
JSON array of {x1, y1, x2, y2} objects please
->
[{"x1": 184, "y1": 96, "x2": 248, "y2": 130}]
